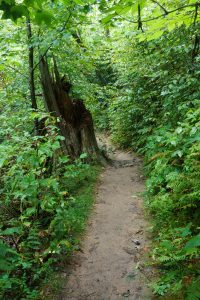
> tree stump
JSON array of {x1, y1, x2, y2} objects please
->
[{"x1": 39, "y1": 56, "x2": 102, "y2": 161}]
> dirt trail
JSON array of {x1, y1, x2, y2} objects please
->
[{"x1": 58, "y1": 144, "x2": 153, "y2": 300}]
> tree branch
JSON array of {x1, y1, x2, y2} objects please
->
[
  {"x1": 151, "y1": 0, "x2": 168, "y2": 15},
  {"x1": 114, "y1": 3, "x2": 200, "y2": 24}
]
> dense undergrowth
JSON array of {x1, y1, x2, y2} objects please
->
[
  {"x1": 102, "y1": 25, "x2": 200, "y2": 299},
  {"x1": 0, "y1": 107, "x2": 100, "y2": 299}
]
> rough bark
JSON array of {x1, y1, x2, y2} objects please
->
[{"x1": 39, "y1": 57, "x2": 101, "y2": 161}]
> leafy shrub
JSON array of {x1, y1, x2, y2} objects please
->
[
  {"x1": 108, "y1": 25, "x2": 200, "y2": 297},
  {"x1": 0, "y1": 112, "x2": 99, "y2": 299}
]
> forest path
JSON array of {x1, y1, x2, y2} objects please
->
[{"x1": 58, "y1": 138, "x2": 153, "y2": 300}]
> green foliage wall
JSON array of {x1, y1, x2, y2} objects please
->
[
  {"x1": 0, "y1": 101, "x2": 100, "y2": 298},
  {"x1": 107, "y1": 24, "x2": 200, "y2": 298},
  {"x1": 0, "y1": 2, "x2": 103, "y2": 298}
]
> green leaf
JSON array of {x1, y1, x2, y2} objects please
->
[
  {"x1": 176, "y1": 223, "x2": 192, "y2": 238},
  {"x1": 185, "y1": 234, "x2": 200, "y2": 250},
  {"x1": 0, "y1": 241, "x2": 9, "y2": 257},
  {"x1": 52, "y1": 140, "x2": 60, "y2": 150},
  {"x1": 0, "y1": 241, "x2": 19, "y2": 260},
  {"x1": 25, "y1": 207, "x2": 37, "y2": 216},
  {"x1": 0, "y1": 258, "x2": 12, "y2": 271},
  {"x1": 185, "y1": 279, "x2": 200, "y2": 300},
  {"x1": 0, "y1": 0, "x2": 15, "y2": 20},
  {"x1": 0, "y1": 2, "x2": 28, "y2": 20},
  {"x1": 101, "y1": 13, "x2": 116, "y2": 24},
  {"x1": 73, "y1": 0, "x2": 85, "y2": 5},
  {"x1": 115, "y1": 5, "x2": 131, "y2": 15},
  {"x1": 0, "y1": 158, "x2": 5, "y2": 168},
  {"x1": 0, "y1": 227, "x2": 21, "y2": 235},
  {"x1": 80, "y1": 153, "x2": 87, "y2": 159},
  {"x1": 160, "y1": 240, "x2": 174, "y2": 250},
  {"x1": 34, "y1": 10, "x2": 54, "y2": 25},
  {"x1": 10, "y1": 4, "x2": 28, "y2": 20},
  {"x1": 24, "y1": 0, "x2": 43, "y2": 9}
]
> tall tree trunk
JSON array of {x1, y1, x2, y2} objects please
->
[
  {"x1": 39, "y1": 56, "x2": 102, "y2": 161},
  {"x1": 26, "y1": 16, "x2": 38, "y2": 134}
]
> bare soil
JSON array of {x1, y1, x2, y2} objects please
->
[{"x1": 58, "y1": 140, "x2": 153, "y2": 300}]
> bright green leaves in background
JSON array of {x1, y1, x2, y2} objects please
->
[
  {"x1": 101, "y1": 0, "x2": 200, "y2": 40},
  {"x1": 102, "y1": 14, "x2": 200, "y2": 299}
]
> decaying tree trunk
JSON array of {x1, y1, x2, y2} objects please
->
[{"x1": 39, "y1": 56, "x2": 101, "y2": 161}]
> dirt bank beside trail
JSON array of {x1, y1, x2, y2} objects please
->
[{"x1": 58, "y1": 143, "x2": 153, "y2": 300}]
